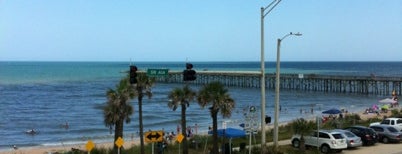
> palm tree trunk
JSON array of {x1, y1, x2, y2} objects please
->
[
  {"x1": 212, "y1": 110, "x2": 219, "y2": 154},
  {"x1": 138, "y1": 91, "x2": 145, "y2": 154},
  {"x1": 181, "y1": 103, "x2": 188, "y2": 154},
  {"x1": 114, "y1": 119, "x2": 124, "y2": 153},
  {"x1": 300, "y1": 135, "x2": 306, "y2": 152}
]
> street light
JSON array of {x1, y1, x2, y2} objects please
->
[
  {"x1": 273, "y1": 32, "x2": 302, "y2": 148},
  {"x1": 260, "y1": 0, "x2": 281, "y2": 153},
  {"x1": 260, "y1": 0, "x2": 281, "y2": 152}
]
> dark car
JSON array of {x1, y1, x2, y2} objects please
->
[
  {"x1": 370, "y1": 125, "x2": 402, "y2": 143},
  {"x1": 344, "y1": 125, "x2": 378, "y2": 146}
]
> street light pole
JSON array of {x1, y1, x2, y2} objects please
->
[
  {"x1": 260, "y1": 0, "x2": 281, "y2": 152},
  {"x1": 273, "y1": 32, "x2": 302, "y2": 149}
]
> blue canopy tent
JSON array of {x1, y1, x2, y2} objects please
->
[
  {"x1": 208, "y1": 128, "x2": 246, "y2": 154},
  {"x1": 322, "y1": 108, "x2": 342, "y2": 114},
  {"x1": 208, "y1": 128, "x2": 246, "y2": 138}
]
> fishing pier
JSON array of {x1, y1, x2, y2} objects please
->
[{"x1": 152, "y1": 71, "x2": 402, "y2": 96}]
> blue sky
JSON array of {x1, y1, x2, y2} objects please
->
[{"x1": 1, "y1": 0, "x2": 401, "y2": 62}]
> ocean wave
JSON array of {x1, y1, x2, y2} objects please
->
[{"x1": 41, "y1": 140, "x2": 86, "y2": 147}]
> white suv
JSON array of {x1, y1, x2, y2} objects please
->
[{"x1": 291, "y1": 130, "x2": 347, "y2": 153}]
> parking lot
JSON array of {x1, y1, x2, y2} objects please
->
[
  {"x1": 342, "y1": 142, "x2": 402, "y2": 154},
  {"x1": 275, "y1": 139, "x2": 402, "y2": 154}
]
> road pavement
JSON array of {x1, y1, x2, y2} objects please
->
[{"x1": 275, "y1": 139, "x2": 402, "y2": 154}]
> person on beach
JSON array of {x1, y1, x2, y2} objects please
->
[
  {"x1": 194, "y1": 123, "x2": 198, "y2": 135},
  {"x1": 187, "y1": 127, "x2": 192, "y2": 137},
  {"x1": 176, "y1": 125, "x2": 180, "y2": 135},
  {"x1": 392, "y1": 90, "x2": 399, "y2": 107}
]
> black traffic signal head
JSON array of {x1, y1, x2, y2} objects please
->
[
  {"x1": 129, "y1": 65, "x2": 137, "y2": 84},
  {"x1": 265, "y1": 115, "x2": 271, "y2": 124},
  {"x1": 130, "y1": 65, "x2": 137, "y2": 72},
  {"x1": 186, "y1": 63, "x2": 193, "y2": 69},
  {"x1": 183, "y1": 63, "x2": 196, "y2": 81},
  {"x1": 183, "y1": 69, "x2": 196, "y2": 81}
]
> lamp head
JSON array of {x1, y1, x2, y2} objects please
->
[{"x1": 294, "y1": 32, "x2": 302, "y2": 36}]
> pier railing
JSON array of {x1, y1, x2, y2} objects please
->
[{"x1": 145, "y1": 71, "x2": 402, "y2": 96}]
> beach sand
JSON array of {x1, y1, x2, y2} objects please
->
[
  {"x1": 0, "y1": 109, "x2": 396, "y2": 154},
  {"x1": 0, "y1": 140, "x2": 140, "y2": 154}
]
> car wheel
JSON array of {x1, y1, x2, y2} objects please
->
[
  {"x1": 320, "y1": 144, "x2": 330, "y2": 154},
  {"x1": 383, "y1": 137, "x2": 389, "y2": 143},
  {"x1": 292, "y1": 139, "x2": 300, "y2": 148}
]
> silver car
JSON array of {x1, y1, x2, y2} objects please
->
[
  {"x1": 333, "y1": 129, "x2": 363, "y2": 148},
  {"x1": 370, "y1": 124, "x2": 402, "y2": 143}
]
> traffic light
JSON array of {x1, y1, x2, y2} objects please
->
[
  {"x1": 129, "y1": 65, "x2": 137, "y2": 84},
  {"x1": 186, "y1": 63, "x2": 193, "y2": 69},
  {"x1": 265, "y1": 115, "x2": 271, "y2": 124},
  {"x1": 183, "y1": 63, "x2": 196, "y2": 81}
]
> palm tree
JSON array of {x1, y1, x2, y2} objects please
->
[
  {"x1": 197, "y1": 81, "x2": 235, "y2": 154},
  {"x1": 103, "y1": 76, "x2": 136, "y2": 152},
  {"x1": 167, "y1": 85, "x2": 196, "y2": 154},
  {"x1": 291, "y1": 118, "x2": 314, "y2": 152},
  {"x1": 135, "y1": 73, "x2": 155, "y2": 154}
]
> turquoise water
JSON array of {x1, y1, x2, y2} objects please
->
[{"x1": 0, "y1": 61, "x2": 400, "y2": 150}]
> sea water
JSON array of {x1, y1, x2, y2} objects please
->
[{"x1": 0, "y1": 61, "x2": 401, "y2": 150}]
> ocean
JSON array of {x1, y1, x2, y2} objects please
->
[{"x1": 0, "y1": 61, "x2": 401, "y2": 150}]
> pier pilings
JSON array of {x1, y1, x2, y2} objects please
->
[{"x1": 148, "y1": 71, "x2": 401, "y2": 96}]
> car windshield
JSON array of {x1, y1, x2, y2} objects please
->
[
  {"x1": 332, "y1": 134, "x2": 344, "y2": 139},
  {"x1": 387, "y1": 127, "x2": 399, "y2": 133},
  {"x1": 344, "y1": 131, "x2": 356, "y2": 137},
  {"x1": 366, "y1": 128, "x2": 376, "y2": 134},
  {"x1": 381, "y1": 120, "x2": 390, "y2": 124}
]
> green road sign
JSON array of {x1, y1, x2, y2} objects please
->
[{"x1": 147, "y1": 69, "x2": 169, "y2": 77}]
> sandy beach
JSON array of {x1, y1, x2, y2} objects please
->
[
  {"x1": 0, "y1": 108, "x2": 396, "y2": 154},
  {"x1": 0, "y1": 140, "x2": 140, "y2": 154}
]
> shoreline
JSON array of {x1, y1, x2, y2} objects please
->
[
  {"x1": 1, "y1": 107, "x2": 396, "y2": 154},
  {"x1": 0, "y1": 140, "x2": 140, "y2": 154}
]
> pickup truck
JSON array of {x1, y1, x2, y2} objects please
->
[{"x1": 370, "y1": 118, "x2": 402, "y2": 131}]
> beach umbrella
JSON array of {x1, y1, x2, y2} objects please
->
[
  {"x1": 322, "y1": 108, "x2": 342, "y2": 114},
  {"x1": 379, "y1": 98, "x2": 397, "y2": 104}
]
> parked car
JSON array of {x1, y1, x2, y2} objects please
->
[
  {"x1": 291, "y1": 130, "x2": 347, "y2": 153},
  {"x1": 333, "y1": 129, "x2": 363, "y2": 148},
  {"x1": 369, "y1": 124, "x2": 402, "y2": 143},
  {"x1": 370, "y1": 118, "x2": 402, "y2": 131},
  {"x1": 344, "y1": 125, "x2": 378, "y2": 146}
]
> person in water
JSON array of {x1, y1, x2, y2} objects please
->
[
  {"x1": 26, "y1": 129, "x2": 37, "y2": 135},
  {"x1": 64, "y1": 122, "x2": 69, "y2": 129}
]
